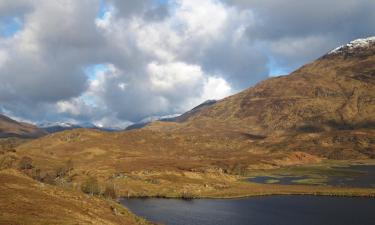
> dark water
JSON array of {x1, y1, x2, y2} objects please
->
[
  {"x1": 248, "y1": 165, "x2": 375, "y2": 188},
  {"x1": 248, "y1": 176, "x2": 308, "y2": 185},
  {"x1": 121, "y1": 196, "x2": 375, "y2": 225}
]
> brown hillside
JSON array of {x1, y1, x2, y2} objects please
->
[
  {"x1": 0, "y1": 114, "x2": 46, "y2": 138},
  {"x1": 178, "y1": 40, "x2": 375, "y2": 135},
  {"x1": 0, "y1": 169, "x2": 150, "y2": 225}
]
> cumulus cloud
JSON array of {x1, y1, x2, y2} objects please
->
[
  {"x1": 224, "y1": 0, "x2": 375, "y2": 71},
  {"x1": 0, "y1": 0, "x2": 374, "y2": 127}
]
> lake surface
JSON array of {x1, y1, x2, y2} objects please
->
[
  {"x1": 121, "y1": 196, "x2": 375, "y2": 225},
  {"x1": 248, "y1": 176, "x2": 309, "y2": 185},
  {"x1": 248, "y1": 165, "x2": 375, "y2": 188}
]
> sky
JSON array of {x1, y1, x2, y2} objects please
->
[{"x1": 0, "y1": 0, "x2": 374, "y2": 128}]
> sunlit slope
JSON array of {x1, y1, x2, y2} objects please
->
[{"x1": 178, "y1": 39, "x2": 375, "y2": 135}]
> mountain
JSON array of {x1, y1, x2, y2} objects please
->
[
  {"x1": 178, "y1": 37, "x2": 375, "y2": 136},
  {"x1": 0, "y1": 114, "x2": 46, "y2": 138}
]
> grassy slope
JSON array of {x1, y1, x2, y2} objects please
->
[{"x1": 0, "y1": 169, "x2": 151, "y2": 225}]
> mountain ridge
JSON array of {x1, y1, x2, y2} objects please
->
[{"x1": 0, "y1": 114, "x2": 46, "y2": 138}]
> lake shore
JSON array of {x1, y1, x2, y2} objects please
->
[{"x1": 114, "y1": 160, "x2": 375, "y2": 200}]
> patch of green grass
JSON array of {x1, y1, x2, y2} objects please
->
[
  {"x1": 293, "y1": 178, "x2": 327, "y2": 185},
  {"x1": 265, "y1": 179, "x2": 279, "y2": 184}
]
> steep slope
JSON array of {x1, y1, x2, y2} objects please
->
[
  {"x1": 179, "y1": 37, "x2": 375, "y2": 135},
  {"x1": 0, "y1": 114, "x2": 46, "y2": 138}
]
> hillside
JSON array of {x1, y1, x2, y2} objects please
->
[
  {"x1": 0, "y1": 169, "x2": 150, "y2": 225},
  {"x1": 177, "y1": 37, "x2": 375, "y2": 135},
  {"x1": 0, "y1": 114, "x2": 46, "y2": 138}
]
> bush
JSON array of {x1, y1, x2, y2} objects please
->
[
  {"x1": 56, "y1": 159, "x2": 74, "y2": 178},
  {"x1": 81, "y1": 177, "x2": 101, "y2": 196},
  {"x1": 18, "y1": 156, "x2": 33, "y2": 170}
]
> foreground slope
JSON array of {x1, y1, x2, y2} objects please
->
[
  {"x1": 0, "y1": 169, "x2": 150, "y2": 225},
  {"x1": 0, "y1": 114, "x2": 46, "y2": 138}
]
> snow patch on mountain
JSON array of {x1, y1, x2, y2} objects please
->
[
  {"x1": 329, "y1": 36, "x2": 375, "y2": 55},
  {"x1": 38, "y1": 122, "x2": 78, "y2": 128}
]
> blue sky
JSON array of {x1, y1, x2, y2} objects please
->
[
  {"x1": 84, "y1": 64, "x2": 109, "y2": 81},
  {"x1": 0, "y1": 16, "x2": 23, "y2": 38}
]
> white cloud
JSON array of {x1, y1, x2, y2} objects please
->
[
  {"x1": 148, "y1": 62, "x2": 204, "y2": 92},
  {"x1": 202, "y1": 77, "x2": 232, "y2": 101}
]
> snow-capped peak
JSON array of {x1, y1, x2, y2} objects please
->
[
  {"x1": 329, "y1": 36, "x2": 375, "y2": 55},
  {"x1": 38, "y1": 121, "x2": 97, "y2": 128},
  {"x1": 38, "y1": 121, "x2": 76, "y2": 128}
]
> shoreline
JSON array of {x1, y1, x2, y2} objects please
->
[{"x1": 118, "y1": 183, "x2": 375, "y2": 200}]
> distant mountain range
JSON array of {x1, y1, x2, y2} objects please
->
[{"x1": 38, "y1": 121, "x2": 119, "y2": 133}]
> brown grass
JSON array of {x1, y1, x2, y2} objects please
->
[{"x1": 0, "y1": 169, "x2": 152, "y2": 225}]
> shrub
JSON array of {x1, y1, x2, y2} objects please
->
[
  {"x1": 81, "y1": 177, "x2": 101, "y2": 196},
  {"x1": 103, "y1": 183, "x2": 118, "y2": 200},
  {"x1": 18, "y1": 156, "x2": 33, "y2": 170}
]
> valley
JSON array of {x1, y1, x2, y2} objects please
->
[{"x1": 0, "y1": 36, "x2": 374, "y2": 224}]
